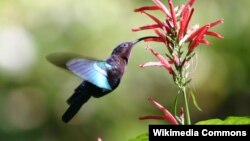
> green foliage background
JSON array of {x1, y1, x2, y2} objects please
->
[{"x1": 0, "y1": 0, "x2": 249, "y2": 141}]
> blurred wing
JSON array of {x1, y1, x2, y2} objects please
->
[
  {"x1": 67, "y1": 59, "x2": 112, "y2": 90},
  {"x1": 46, "y1": 52, "x2": 83, "y2": 69},
  {"x1": 46, "y1": 52, "x2": 112, "y2": 90}
]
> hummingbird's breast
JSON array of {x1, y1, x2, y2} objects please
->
[{"x1": 106, "y1": 56, "x2": 127, "y2": 89}]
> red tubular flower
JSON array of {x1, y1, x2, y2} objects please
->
[
  {"x1": 145, "y1": 46, "x2": 175, "y2": 75},
  {"x1": 142, "y1": 11, "x2": 165, "y2": 29},
  {"x1": 183, "y1": 8, "x2": 194, "y2": 35},
  {"x1": 178, "y1": 6, "x2": 194, "y2": 41},
  {"x1": 134, "y1": 6, "x2": 161, "y2": 12},
  {"x1": 132, "y1": 0, "x2": 223, "y2": 53},
  {"x1": 152, "y1": 0, "x2": 171, "y2": 17},
  {"x1": 205, "y1": 31, "x2": 224, "y2": 39},
  {"x1": 139, "y1": 97, "x2": 179, "y2": 125},
  {"x1": 139, "y1": 61, "x2": 164, "y2": 68},
  {"x1": 188, "y1": 19, "x2": 224, "y2": 52},
  {"x1": 185, "y1": 0, "x2": 196, "y2": 7},
  {"x1": 188, "y1": 19, "x2": 224, "y2": 41},
  {"x1": 168, "y1": 0, "x2": 178, "y2": 29},
  {"x1": 132, "y1": 24, "x2": 160, "y2": 32},
  {"x1": 188, "y1": 25, "x2": 209, "y2": 52}
]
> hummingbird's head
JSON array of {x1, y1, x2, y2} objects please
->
[{"x1": 111, "y1": 36, "x2": 157, "y2": 63}]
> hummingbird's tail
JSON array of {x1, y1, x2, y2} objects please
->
[
  {"x1": 67, "y1": 83, "x2": 86, "y2": 105},
  {"x1": 62, "y1": 84, "x2": 91, "y2": 123}
]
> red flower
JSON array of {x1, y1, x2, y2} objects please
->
[
  {"x1": 140, "y1": 46, "x2": 175, "y2": 75},
  {"x1": 132, "y1": 24, "x2": 160, "y2": 32},
  {"x1": 139, "y1": 61, "x2": 164, "y2": 67},
  {"x1": 132, "y1": 0, "x2": 223, "y2": 53},
  {"x1": 187, "y1": 19, "x2": 224, "y2": 53},
  {"x1": 139, "y1": 97, "x2": 179, "y2": 125}
]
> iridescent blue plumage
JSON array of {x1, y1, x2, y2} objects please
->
[
  {"x1": 47, "y1": 36, "x2": 157, "y2": 123},
  {"x1": 67, "y1": 58, "x2": 112, "y2": 90}
]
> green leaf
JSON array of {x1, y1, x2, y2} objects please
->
[
  {"x1": 196, "y1": 116, "x2": 250, "y2": 125},
  {"x1": 189, "y1": 89, "x2": 202, "y2": 111},
  {"x1": 129, "y1": 133, "x2": 148, "y2": 141}
]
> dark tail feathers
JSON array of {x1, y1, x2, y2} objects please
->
[
  {"x1": 62, "y1": 85, "x2": 91, "y2": 123},
  {"x1": 62, "y1": 94, "x2": 91, "y2": 123},
  {"x1": 67, "y1": 84, "x2": 85, "y2": 105}
]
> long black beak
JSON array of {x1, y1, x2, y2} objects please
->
[{"x1": 132, "y1": 36, "x2": 158, "y2": 44}]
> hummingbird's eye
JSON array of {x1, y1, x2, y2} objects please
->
[{"x1": 121, "y1": 43, "x2": 129, "y2": 48}]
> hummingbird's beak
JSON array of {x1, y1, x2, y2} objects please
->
[
  {"x1": 119, "y1": 36, "x2": 159, "y2": 63},
  {"x1": 132, "y1": 36, "x2": 158, "y2": 45}
]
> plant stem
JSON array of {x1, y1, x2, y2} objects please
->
[{"x1": 182, "y1": 87, "x2": 191, "y2": 125}]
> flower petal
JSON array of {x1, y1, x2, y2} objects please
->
[
  {"x1": 168, "y1": 0, "x2": 178, "y2": 29},
  {"x1": 209, "y1": 18, "x2": 224, "y2": 28},
  {"x1": 148, "y1": 97, "x2": 179, "y2": 125},
  {"x1": 189, "y1": 26, "x2": 209, "y2": 52},
  {"x1": 206, "y1": 31, "x2": 224, "y2": 39},
  {"x1": 152, "y1": 0, "x2": 171, "y2": 17},
  {"x1": 134, "y1": 6, "x2": 161, "y2": 12},
  {"x1": 132, "y1": 24, "x2": 160, "y2": 32},
  {"x1": 186, "y1": 0, "x2": 196, "y2": 7},
  {"x1": 178, "y1": 6, "x2": 193, "y2": 41},
  {"x1": 183, "y1": 8, "x2": 194, "y2": 34},
  {"x1": 199, "y1": 39, "x2": 211, "y2": 46},
  {"x1": 142, "y1": 12, "x2": 164, "y2": 29},
  {"x1": 146, "y1": 46, "x2": 175, "y2": 74},
  {"x1": 179, "y1": 24, "x2": 199, "y2": 46},
  {"x1": 189, "y1": 19, "x2": 224, "y2": 40},
  {"x1": 140, "y1": 61, "x2": 163, "y2": 67}
]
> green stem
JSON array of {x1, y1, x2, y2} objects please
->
[{"x1": 182, "y1": 87, "x2": 191, "y2": 125}]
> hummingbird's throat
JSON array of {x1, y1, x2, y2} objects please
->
[{"x1": 122, "y1": 56, "x2": 128, "y2": 64}]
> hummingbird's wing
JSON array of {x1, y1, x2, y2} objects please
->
[
  {"x1": 66, "y1": 58, "x2": 112, "y2": 90},
  {"x1": 46, "y1": 53, "x2": 83, "y2": 69},
  {"x1": 47, "y1": 53, "x2": 112, "y2": 90}
]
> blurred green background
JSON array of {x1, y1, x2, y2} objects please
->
[{"x1": 0, "y1": 0, "x2": 249, "y2": 140}]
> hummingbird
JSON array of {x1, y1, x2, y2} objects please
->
[{"x1": 47, "y1": 36, "x2": 157, "y2": 123}]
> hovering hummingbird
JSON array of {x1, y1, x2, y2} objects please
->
[{"x1": 47, "y1": 36, "x2": 157, "y2": 123}]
